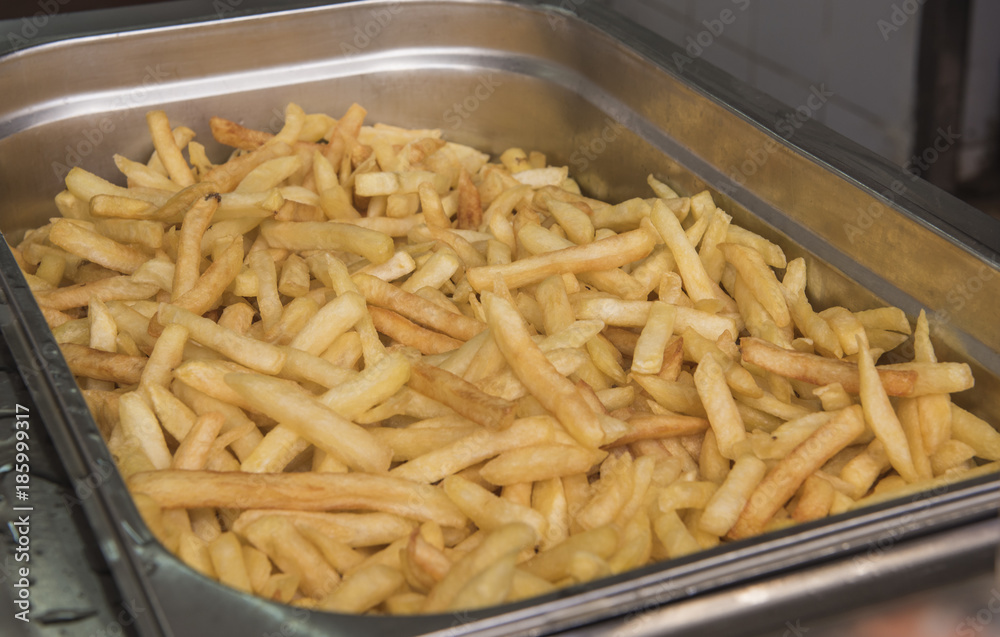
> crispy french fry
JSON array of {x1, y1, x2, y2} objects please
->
[
  {"x1": 729, "y1": 405, "x2": 865, "y2": 539},
  {"x1": 740, "y1": 337, "x2": 916, "y2": 395},
  {"x1": 225, "y1": 372, "x2": 392, "y2": 473},
  {"x1": 483, "y1": 292, "x2": 609, "y2": 448},
  {"x1": 131, "y1": 470, "x2": 466, "y2": 526}
]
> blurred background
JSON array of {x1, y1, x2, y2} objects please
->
[{"x1": 1, "y1": 0, "x2": 997, "y2": 219}]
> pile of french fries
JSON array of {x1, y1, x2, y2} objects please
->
[{"x1": 11, "y1": 102, "x2": 1000, "y2": 614}]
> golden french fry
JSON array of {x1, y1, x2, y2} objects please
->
[
  {"x1": 146, "y1": 110, "x2": 196, "y2": 187},
  {"x1": 740, "y1": 337, "x2": 916, "y2": 395},
  {"x1": 856, "y1": 335, "x2": 919, "y2": 482},
  {"x1": 951, "y1": 404, "x2": 1000, "y2": 461},
  {"x1": 131, "y1": 470, "x2": 466, "y2": 526},
  {"x1": 466, "y1": 228, "x2": 655, "y2": 293},
  {"x1": 480, "y1": 444, "x2": 606, "y2": 486},
  {"x1": 649, "y1": 199, "x2": 735, "y2": 312},
  {"x1": 391, "y1": 416, "x2": 554, "y2": 484},
  {"x1": 158, "y1": 303, "x2": 286, "y2": 374},
  {"x1": 208, "y1": 532, "x2": 253, "y2": 594},
  {"x1": 423, "y1": 523, "x2": 536, "y2": 612},
  {"x1": 225, "y1": 372, "x2": 391, "y2": 473},
  {"x1": 408, "y1": 362, "x2": 515, "y2": 431},
  {"x1": 118, "y1": 391, "x2": 172, "y2": 470},
  {"x1": 261, "y1": 220, "x2": 393, "y2": 264},
  {"x1": 48, "y1": 219, "x2": 149, "y2": 275},
  {"x1": 60, "y1": 343, "x2": 146, "y2": 385},
  {"x1": 288, "y1": 291, "x2": 367, "y2": 356},
  {"x1": 483, "y1": 291, "x2": 608, "y2": 448},
  {"x1": 719, "y1": 243, "x2": 789, "y2": 328},
  {"x1": 320, "y1": 564, "x2": 405, "y2": 613},
  {"x1": 693, "y1": 353, "x2": 746, "y2": 460},
  {"x1": 353, "y1": 273, "x2": 485, "y2": 341},
  {"x1": 368, "y1": 306, "x2": 463, "y2": 355},
  {"x1": 729, "y1": 405, "x2": 865, "y2": 539},
  {"x1": 172, "y1": 193, "x2": 220, "y2": 300},
  {"x1": 171, "y1": 412, "x2": 226, "y2": 470}
]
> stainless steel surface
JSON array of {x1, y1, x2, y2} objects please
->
[
  {"x1": 0, "y1": 0, "x2": 998, "y2": 635},
  {"x1": 567, "y1": 519, "x2": 1000, "y2": 637}
]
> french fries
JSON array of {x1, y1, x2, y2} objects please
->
[{"x1": 17, "y1": 102, "x2": 998, "y2": 616}]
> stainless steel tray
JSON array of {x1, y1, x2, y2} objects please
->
[{"x1": 0, "y1": 1, "x2": 998, "y2": 635}]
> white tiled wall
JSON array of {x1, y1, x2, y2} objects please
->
[{"x1": 599, "y1": 0, "x2": 922, "y2": 166}]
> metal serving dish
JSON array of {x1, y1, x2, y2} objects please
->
[{"x1": 0, "y1": 0, "x2": 998, "y2": 635}]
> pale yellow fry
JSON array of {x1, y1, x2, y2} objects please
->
[
  {"x1": 442, "y1": 475, "x2": 548, "y2": 539},
  {"x1": 898, "y1": 398, "x2": 933, "y2": 480},
  {"x1": 448, "y1": 554, "x2": 517, "y2": 611},
  {"x1": 466, "y1": 228, "x2": 655, "y2": 292},
  {"x1": 48, "y1": 220, "x2": 148, "y2": 275},
  {"x1": 391, "y1": 416, "x2": 554, "y2": 484},
  {"x1": 225, "y1": 372, "x2": 391, "y2": 473},
  {"x1": 320, "y1": 564, "x2": 405, "y2": 613},
  {"x1": 631, "y1": 301, "x2": 676, "y2": 374},
  {"x1": 171, "y1": 412, "x2": 225, "y2": 470},
  {"x1": 480, "y1": 444, "x2": 607, "y2": 486},
  {"x1": 88, "y1": 297, "x2": 117, "y2": 353},
  {"x1": 520, "y1": 525, "x2": 618, "y2": 581},
  {"x1": 649, "y1": 199, "x2": 735, "y2": 311},
  {"x1": 130, "y1": 470, "x2": 466, "y2": 526},
  {"x1": 139, "y1": 324, "x2": 188, "y2": 389},
  {"x1": 724, "y1": 225, "x2": 786, "y2": 268},
  {"x1": 249, "y1": 250, "x2": 282, "y2": 333},
  {"x1": 208, "y1": 532, "x2": 253, "y2": 594},
  {"x1": 729, "y1": 405, "x2": 865, "y2": 539},
  {"x1": 235, "y1": 156, "x2": 302, "y2": 193},
  {"x1": 288, "y1": 291, "x2": 367, "y2": 356},
  {"x1": 652, "y1": 509, "x2": 699, "y2": 559},
  {"x1": 781, "y1": 285, "x2": 843, "y2": 358},
  {"x1": 693, "y1": 353, "x2": 746, "y2": 460},
  {"x1": 146, "y1": 111, "x2": 195, "y2": 187},
  {"x1": 878, "y1": 361, "x2": 975, "y2": 397},
  {"x1": 261, "y1": 220, "x2": 393, "y2": 264},
  {"x1": 401, "y1": 251, "x2": 461, "y2": 294},
  {"x1": 174, "y1": 236, "x2": 243, "y2": 316},
  {"x1": 951, "y1": 404, "x2": 1000, "y2": 461},
  {"x1": 423, "y1": 523, "x2": 537, "y2": 612},
  {"x1": 242, "y1": 516, "x2": 339, "y2": 599},
  {"x1": 719, "y1": 243, "x2": 789, "y2": 328},
  {"x1": 157, "y1": 303, "x2": 286, "y2": 374},
  {"x1": 119, "y1": 391, "x2": 172, "y2": 470},
  {"x1": 532, "y1": 477, "x2": 569, "y2": 551},
  {"x1": 144, "y1": 382, "x2": 196, "y2": 442},
  {"x1": 483, "y1": 292, "x2": 607, "y2": 448},
  {"x1": 699, "y1": 454, "x2": 768, "y2": 536},
  {"x1": 856, "y1": 335, "x2": 919, "y2": 482},
  {"x1": 172, "y1": 194, "x2": 220, "y2": 300},
  {"x1": 240, "y1": 426, "x2": 316, "y2": 474}
]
